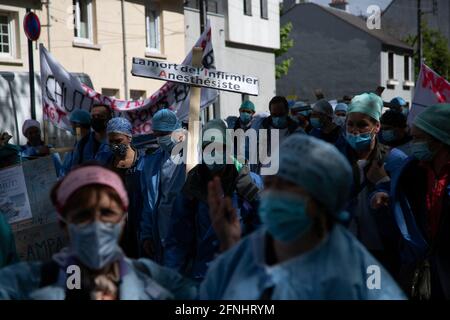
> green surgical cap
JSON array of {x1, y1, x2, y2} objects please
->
[
  {"x1": 348, "y1": 93, "x2": 383, "y2": 122},
  {"x1": 240, "y1": 100, "x2": 255, "y2": 112},
  {"x1": 413, "y1": 104, "x2": 450, "y2": 146}
]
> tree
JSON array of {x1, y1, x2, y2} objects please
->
[
  {"x1": 275, "y1": 22, "x2": 294, "y2": 80},
  {"x1": 405, "y1": 21, "x2": 450, "y2": 79}
]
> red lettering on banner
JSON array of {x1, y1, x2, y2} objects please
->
[
  {"x1": 159, "y1": 70, "x2": 167, "y2": 78},
  {"x1": 421, "y1": 66, "x2": 450, "y2": 103}
]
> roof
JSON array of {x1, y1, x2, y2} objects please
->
[{"x1": 286, "y1": 3, "x2": 413, "y2": 52}]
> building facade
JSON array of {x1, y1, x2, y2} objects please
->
[
  {"x1": 0, "y1": 0, "x2": 185, "y2": 144},
  {"x1": 277, "y1": 1, "x2": 414, "y2": 105},
  {"x1": 184, "y1": 0, "x2": 280, "y2": 119}
]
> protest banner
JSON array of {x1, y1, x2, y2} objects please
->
[
  {"x1": 131, "y1": 57, "x2": 259, "y2": 96},
  {"x1": 0, "y1": 156, "x2": 68, "y2": 261},
  {"x1": 40, "y1": 22, "x2": 218, "y2": 136},
  {"x1": 408, "y1": 63, "x2": 450, "y2": 124}
]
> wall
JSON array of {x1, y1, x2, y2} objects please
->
[
  {"x1": 226, "y1": 0, "x2": 280, "y2": 49},
  {"x1": 277, "y1": 4, "x2": 381, "y2": 102},
  {"x1": 0, "y1": 0, "x2": 185, "y2": 145},
  {"x1": 379, "y1": 51, "x2": 414, "y2": 103}
]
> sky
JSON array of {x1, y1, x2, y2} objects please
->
[{"x1": 282, "y1": 0, "x2": 393, "y2": 16}]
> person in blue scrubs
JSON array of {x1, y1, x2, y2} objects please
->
[
  {"x1": 164, "y1": 119, "x2": 263, "y2": 281},
  {"x1": 139, "y1": 109, "x2": 186, "y2": 263},
  {"x1": 201, "y1": 134, "x2": 406, "y2": 300},
  {"x1": 0, "y1": 165, "x2": 196, "y2": 300}
]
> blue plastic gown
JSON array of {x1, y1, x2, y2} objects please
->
[
  {"x1": 61, "y1": 132, "x2": 111, "y2": 176},
  {"x1": 139, "y1": 148, "x2": 186, "y2": 263},
  {"x1": 200, "y1": 225, "x2": 406, "y2": 300},
  {"x1": 0, "y1": 255, "x2": 197, "y2": 300}
]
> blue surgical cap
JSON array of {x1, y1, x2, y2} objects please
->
[
  {"x1": 152, "y1": 109, "x2": 181, "y2": 132},
  {"x1": 335, "y1": 103, "x2": 348, "y2": 113},
  {"x1": 277, "y1": 135, "x2": 352, "y2": 217},
  {"x1": 348, "y1": 93, "x2": 382, "y2": 122},
  {"x1": 390, "y1": 97, "x2": 407, "y2": 107},
  {"x1": 69, "y1": 109, "x2": 91, "y2": 126},
  {"x1": 106, "y1": 117, "x2": 132, "y2": 137},
  {"x1": 413, "y1": 103, "x2": 450, "y2": 146}
]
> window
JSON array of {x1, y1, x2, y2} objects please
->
[
  {"x1": 130, "y1": 90, "x2": 146, "y2": 101},
  {"x1": 0, "y1": 13, "x2": 14, "y2": 58},
  {"x1": 73, "y1": 0, "x2": 94, "y2": 43},
  {"x1": 404, "y1": 56, "x2": 410, "y2": 81},
  {"x1": 260, "y1": 0, "x2": 268, "y2": 19},
  {"x1": 102, "y1": 88, "x2": 120, "y2": 99},
  {"x1": 244, "y1": 0, "x2": 252, "y2": 16},
  {"x1": 146, "y1": 3, "x2": 160, "y2": 52},
  {"x1": 184, "y1": 0, "x2": 223, "y2": 14},
  {"x1": 388, "y1": 52, "x2": 394, "y2": 79}
]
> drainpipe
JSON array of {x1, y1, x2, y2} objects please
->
[{"x1": 121, "y1": 0, "x2": 129, "y2": 99}]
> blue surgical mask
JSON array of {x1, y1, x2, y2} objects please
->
[
  {"x1": 68, "y1": 221, "x2": 124, "y2": 270},
  {"x1": 381, "y1": 129, "x2": 396, "y2": 142},
  {"x1": 310, "y1": 118, "x2": 322, "y2": 129},
  {"x1": 157, "y1": 135, "x2": 176, "y2": 153},
  {"x1": 411, "y1": 141, "x2": 435, "y2": 161},
  {"x1": 346, "y1": 131, "x2": 373, "y2": 151},
  {"x1": 402, "y1": 107, "x2": 409, "y2": 117},
  {"x1": 239, "y1": 112, "x2": 252, "y2": 125},
  {"x1": 272, "y1": 116, "x2": 288, "y2": 129},
  {"x1": 258, "y1": 191, "x2": 312, "y2": 243}
]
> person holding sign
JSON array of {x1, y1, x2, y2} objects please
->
[
  {"x1": 0, "y1": 165, "x2": 197, "y2": 300},
  {"x1": 20, "y1": 120, "x2": 51, "y2": 159},
  {"x1": 20, "y1": 119, "x2": 63, "y2": 176},
  {"x1": 164, "y1": 119, "x2": 263, "y2": 281},
  {"x1": 201, "y1": 135, "x2": 405, "y2": 300},
  {"x1": 139, "y1": 109, "x2": 186, "y2": 263}
]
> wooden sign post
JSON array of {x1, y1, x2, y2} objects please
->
[{"x1": 185, "y1": 47, "x2": 204, "y2": 174}]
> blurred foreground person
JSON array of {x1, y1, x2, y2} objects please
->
[
  {"x1": 201, "y1": 135, "x2": 405, "y2": 299},
  {"x1": 0, "y1": 166, "x2": 196, "y2": 300}
]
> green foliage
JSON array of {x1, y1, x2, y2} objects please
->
[
  {"x1": 405, "y1": 21, "x2": 450, "y2": 79},
  {"x1": 275, "y1": 22, "x2": 294, "y2": 80}
]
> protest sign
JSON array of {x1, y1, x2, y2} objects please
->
[
  {"x1": 0, "y1": 165, "x2": 32, "y2": 224},
  {"x1": 131, "y1": 57, "x2": 259, "y2": 96},
  {"x1": 1, "y1": 156, "x2": 68, "y2": 262},
  {"x1": 40, "y1": 22, "x2": 218, "y2": 136},
  {"x1": 408, "y1": 63, "x2": 450, "y2": 124}
]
